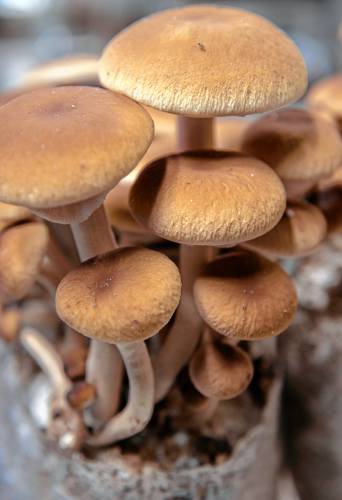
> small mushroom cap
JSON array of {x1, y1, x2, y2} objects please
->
[
  {"x1": 194, "y1": 250, "x2": 297, "y2": 340},
  {"x1": 130, "y1": 151, "x2": 286, "y2": 246},
  {"x1": 100, "y1": 5, "x2": 307, "y2": 116},
  {"x1": 56, "y1": 247, "x2": 181, "y2": 344},
  {"x1": 307, "y1": 74, "x2": 342, "y2": 124},
  {"x1": 20, "y1": 54, "x2": 100, "y2": 88},
  {"x1": 0, "y1": 202, "x2": 32, "y2": 231},
  {"x1": 244, "y1": 202, "x2": 328, "y2": 258},
  {"x1": 189, "y1": 342, "x2": 253, "y2": 400},
  {"x1": 242, "y1": 108, "x2": 342, "y2": 182},
  {"x1": 0, "y1": 222, "x2": 49, "y2": 301},
  {"x1": 0, "y1": 86, "x2": 154, "y2": 209}
]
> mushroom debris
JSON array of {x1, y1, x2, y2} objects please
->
[{"x1": 0, "y1": 3, "x2": 336, "y2": 453}]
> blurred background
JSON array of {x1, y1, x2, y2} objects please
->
[{"x1": 0, "y1": 0, "x2": 342, "y2": 91}]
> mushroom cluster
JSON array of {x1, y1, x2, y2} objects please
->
[{"x1": 0, "y1": 4, "x2": 337, "y2": 456}]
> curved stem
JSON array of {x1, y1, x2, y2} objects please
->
[
  {"x1": 87, "y1": 341, "x2": 154, "y2": 446},
  {"x1": 20, "y1": 327, "x2": 71, "y2": 396},
  {"x1": 71, "y1": 205, "x2": 124, "y2": 424},
  {"x1": 153, "y1": 245, "x2": 214, "y2": 402},
  {"x1": 20, "y1": 327, "x2": 86, "y2": 450}
]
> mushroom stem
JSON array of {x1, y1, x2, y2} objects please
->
[
  {"x1": 85, "y1": 341, "x2": 124, "y2": 429},
  {"x1": 20, "y1": 327, "x2": 86, "y2": 450},
  {"x1": 20, "y1": 327, "x2": 71, "y2": 396},
  {"x1": 70, "y1": 204, "x2": 124, "y2": 424},
  {"x1": 177, "y1": 116, "x2": 214, "y2": 150},
  {"x1": 70, "y1": 204, "x2": 117, "y2": 261},
  {"x1": 86, "y1": 341, "x2": 154, "y2": 446},
  {"x1": 154, "y1": 245, "x2": 214, "y2": 402}
]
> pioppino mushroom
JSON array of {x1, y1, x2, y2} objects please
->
[
  {"x1": 56, "y1": 247, "x2": 181, "y2": 446},
  {"x1": 130, "y1": 150, "x2": 286, "y2": 400}
]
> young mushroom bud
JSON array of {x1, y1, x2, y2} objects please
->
[
  {"x1": 194, "y1": 250, "x2": 298, "y2": 341},
  {"x1": 244, "y1": 202, "x2": 328, "y2": 258},
  {"x1": 241, "y1": 108, "x2": 342, "y2": 201},
  {"x1": 56, "y1": 247, "x2": 181, "y2": 446}
]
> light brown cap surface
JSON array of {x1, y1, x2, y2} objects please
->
[
  {"x1": 307, "y1": 74, "x2": 342, "y2": 123},
  {"x1": 56, "y1": 247, "x2": 181, "y2": 344},
  {"x1": 130, "y1": 151, "x2": 286, "y2": 246},
  {"x1": 20, "y1": 54, "x2": 100, "y2": 88},
  {"x1": 100, "y1": 5, "x2": 307, "y2": 116},
  {"x1": 0, "y1": 86, "x2": 154, "y2": 209},
  {"x1": 0, "y1": 222, "x2": 49, "y2": 301},
  {"x1": 189, "y1": 342, "x2": 253, "y2": 400},
  {"x1": 194, "y1": 250, "x2": 297, "y2": 340},
  {"x1": 244, "y1": 202, "x2": 327, "y2": 257},
  {"x1": 242, "y1": 108, "x2": 342, "y2": 181}
]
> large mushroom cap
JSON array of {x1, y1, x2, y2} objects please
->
[
  {"x1": 189, "y1": 342, "x2": 254, "y2": 400},
  {"x1": 100, "y1": 5, "x2": 307, "y2": 116},
  {"x1": 194, "y1": 250, "x2": 297, "y2": 340},
  {"x1": 0, "y1": 222, "x2": 49, "y2": 301},
  {"x1": 307, "y1": 74, "x2": 342, "y2": 125},
  {"x1": 20, "y1": 54, "x2": 100, "y2": 89},
  {"x1": 244, "y1": 202, "x2": 328, "y2": 257},
  {"x1": 56, "y1": 248, "x2": 181, "y2": 344},
  {"x1": 130, "y1": 151, "x2": 286, "y2": 246},
  {"x1": 242, "y1": 108, "x2": 342, "y2": 182},
  {"x1": 0, "y1": 86, "x2": 153, "y2": 209}
]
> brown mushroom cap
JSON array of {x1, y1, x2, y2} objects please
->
[
  {"x1": 194, "y1": 250, "x2": 297, "y2": 340},
  {"x1": 56, "y1": 247, "x2": 181, "y2": 344},
  {"x1": 244, "y1": 202, "x2": 328, "y2": 257},
  {"x1": 0, "y1": 86, "x2": 153, "y2": 209},
  {"x1": 100, "y1": 5, "x2": 307, "y2": 116},
  {"x1": 20, "y1": 54, "x2": 100, "y2": 88},
  {"x1": 130, "y1": 151, "x2": 286, "y2": 246},
  {"x1": 0, "y1": 222, "x2": 49, "y2": 301},
  {"x1": 306, "y1": 74, "x2": 342, "y2": 125},
  {"x1": 189, "y1": 341, "x2": 253, "y2": 400},
  {"x1": 0, "y1": 202, "x2": 32, "y2": 231},
  {"x1": 242, "y1": 108, "x2": 342, "y2": 182}
]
